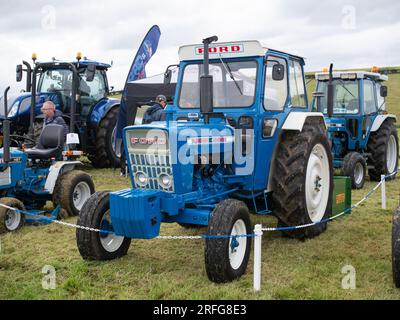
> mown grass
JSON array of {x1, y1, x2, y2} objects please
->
[{"x1": 0, "y1": 164, "x2": 399, "y2": 299}]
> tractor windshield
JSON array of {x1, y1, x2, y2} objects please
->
[
  {"x1": 315, "y1": 79, "x2": 359, "y2": 114},
  {"x1": 38, "y1": 69, "x2": 73, "y2": 93},
  {"x1": 178, "y1": 60, "x2": 257, "y2": 108}
]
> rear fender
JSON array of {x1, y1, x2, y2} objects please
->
[
  {"x1": 44, "y1": 161, "x2": 82, "y2": 193},
  {"x1": 370, "y1": 114, "x2": 396, "y2": 132},
  {"x1": 89, "y1": 98, "x2": 120, "y2": 126}
]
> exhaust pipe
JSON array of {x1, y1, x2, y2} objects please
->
[
  {"x1": 200, "y1": 36, "x2": 218, "y2": 124},
  {"x1": 327, "y1": 63, "x2": 334, "y2": 118},
  {"x1": 3, "y1": 86, "x2": 11, "y2": 163}
]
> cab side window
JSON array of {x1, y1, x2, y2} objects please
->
[
  {"x1": 289, "y1": 60, "x2": 306, "y2": 107},
  {"x1": 264, "y1": 57, "x2": 288, "y2": 111},
  {"x1": 364, "y1": 79, "x2": 377, "y2": 115}
]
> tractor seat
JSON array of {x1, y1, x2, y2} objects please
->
[{"x1": 24, "y1": 124, "x2": 65, "y2": 160}]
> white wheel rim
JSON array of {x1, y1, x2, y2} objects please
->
[
  {"x1": 111, "y1": 126, "x2": 122, "y2": 158},
  {"x1": 73, "y1": 182, "x2": 91, "y2": 211},
  {"x1": 305, "y1": 143, "x2": 330, "y2": 222},
  {"x1": 99, "y1": 210, "x2": 125, "y2": 253},
  {"x1": 5, "y1": 209, "x2": 21, "y2": 231},
  {"x1": 229, "y1": 219, "x2": 247, "y2": 270},
  {"x1": 387, "y1": 135, "x2": 397, "y2": 174},
  {"x1": 354, "y1": 162, "x2": 364, "y2": 185}
]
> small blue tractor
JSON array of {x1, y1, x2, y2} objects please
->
[
  {"x1": 0, "y1": 53, "x2": 121, "y2": 168},
  {"x1": 312, "y1": 65, "x2": 398, "y2": 189},
  {"x1": 393, "y1": 206, "x2": 400, "y2": 288},
  {"x1": 76, "y1": 36, "x2": 334, "y2": 283},
  {"x1": 0, "y1": 86, "x2": 95, "y2": 234}
]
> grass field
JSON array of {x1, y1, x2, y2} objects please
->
[
  {"x1": 1, "y1": 70, "x2": 400, "y2": 300},
  {"x1": 0, "y1": 164, "x2": 399, "y2": 300}
]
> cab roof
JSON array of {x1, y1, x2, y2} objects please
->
[
  {"x1": 36, "y1": 59, "x2": 111, "y2": 70},
  {"x1": 178, "y1": 40, "x2": 304, "y2": 62},
  {"x1": 315, "y1": 71, "x2": 388, "y2": 81}
]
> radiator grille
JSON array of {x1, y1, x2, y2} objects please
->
[{"x1": 130, "y1": 153, "x2": 174, "y2": 192}]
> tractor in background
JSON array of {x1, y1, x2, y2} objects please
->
[
  {"x1": 0, "y1": 53, "x2": 121, "y2": 168},
  {"x1": 77, "y1": 36, "x2": 335, "y2": 283},
  {"x1": 0, "y1": 86, "x2": 95, "y2": 234},
  {"x1": 312, "y1": 65, "x2": 398, "y2": 189}
]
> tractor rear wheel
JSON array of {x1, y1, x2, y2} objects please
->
[
  {"x1": 0, "y1": 198, "x2": 25, "y2": 234},
  {"x1": 367, "y1": 119, "x2": 398, "y2": 181},
  {"x1": 272, "y1": 119, "x2": 333, "y2": 239},
  {"x1": 205, "y1": 199, "x2": 252, "y2": 283},
  {"x1": 90, "y1": 107, "x2": 121, "y2": 168},
  {"x1": 53, "y1": 170, "x2": 95, "y2": 217},
  {"x1": 393, "y1": 206, "x2": 400, "y2": 288},
  {"x1": 76, "y1": 191, "x2": 131, "y2": 260},
  {"x1": 342, "y1": 152, "x2": 366, "y2": 189}
]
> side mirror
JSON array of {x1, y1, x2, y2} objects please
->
[
  {"x1": 86, "y1": 64, "x2": 96, "y2": 82},
  {"x1": 164, "y1": 69, "x2": 172, "y2": 84},
  {"x1": 272, "y1": 63, "x2": 285, "y2": 81},
  {"x1": 380, "y1": 85, "x2": 388, "y2": 98},
  {"x1": 16, "y1": 65, "x2": 23, "y2": 82}
]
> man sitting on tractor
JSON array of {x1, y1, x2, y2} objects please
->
[
  {"x1": 142, "y1": 94, "x2": 167, "y2": 124},
  {"x1": 41, "y1": 101, "x2": 69, "y2": 139}
]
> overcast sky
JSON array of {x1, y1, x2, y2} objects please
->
[{"x1": 0, "y1": 0, "x2": 399, "y2": 94}]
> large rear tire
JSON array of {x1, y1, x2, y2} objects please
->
[
  {"x1": 76, "y1": 191, "x2": 131, "y2": 260},
  {"x1": 90, "y1": 107, "x2": 121, "y2": 168},
  {"x1": 272, "y1": 119, "x2": 333, "y2": 239},
  {"x1": 0, "y1": 198, "x2": 25, "y2": 234},
  {"x1": 205, "y1": 199, "x2": 252, "y2": 283},
  {"x1": 53, "y1": 170, "x2": 95, "y2": 217},
  {"x1": 367, "y1": 119, "x2": 398, "y2": 181},
  {"x1": 393, "y1": 207, "x2": 400, "y2": 288}
]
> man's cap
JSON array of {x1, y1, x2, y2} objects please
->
[{"x1": 156, "y1": 94, "x2": 167, "y2": 102}]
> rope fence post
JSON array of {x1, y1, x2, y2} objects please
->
[
  {"x1": 381, "y1": 174, "x2": 386, "y2": 210},
  {"x1": 253, "y1": 224, "x2": 263, "y2": 292}
]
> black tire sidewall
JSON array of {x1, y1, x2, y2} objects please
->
[
  {"x1": 343, "y1": 153, "x2": 366, "y2": 189},
  {"x1": 0, "y1": 198, "x2": 25, "y2": 233},
  {"x1": 77, "y1": 191, "x2": 131, "y2": 260},
  {"x1": 205, "y1": 200, "x2": 252, "y2": 283},
  {"x1": 301, "y1": 132, "x2": 334, "y2": 234}
]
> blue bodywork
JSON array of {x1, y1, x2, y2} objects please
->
[{"x1": 109, "y1": 49, "x2": 318, "y2": 239}]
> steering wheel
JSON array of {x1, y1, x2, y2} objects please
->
[{"x1": 9, "y1": 134, "x2": 36, "y2": 149}]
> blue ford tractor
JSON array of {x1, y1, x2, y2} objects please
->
[
  {"x1": 0, "y1": 87, "x2": 95, "y2": 234},
  {"x1": 312, "y1": 65, "x2": 398, "y2": 189},
  {"x1": 0, "y1": 53, "x2": 121, "y2": 168},
  {"x1": 76, "y1": 36, "x2": 334, "y2": 283}
]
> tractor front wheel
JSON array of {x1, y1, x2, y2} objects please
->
[
  {"x1": 0, "y1": 198, "x2": 25, "y2": 234},
  {"x1": 204, "y1": 199, "x2": 252, "y2": 283},
  {"x1": 342, "y1": 152, "x2": 366, "y2": 189},
  {"x1": 76, "y1": 191, "x2": 131, "y2": 260},
  {"x1": 393, "y1": 206, "x2": 400, "y2": 288},
  {"x1": 53, "y1": 170, "x2": 95, "y2": 217}
]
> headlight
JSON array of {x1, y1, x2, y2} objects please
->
[
  {"x1": 135, "y1": 171, "x2": 149, "y2": 187},
  {"x1": 7, "y1": 103, "x2": 19, "y2": 118},
  {"x1": 158, "y1": 173, "x2": 172, "y2": 189}
]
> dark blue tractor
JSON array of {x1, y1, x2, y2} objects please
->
[
  {"x1": 0, "y1": 87, "x2": 95, "y2": 234},
  {"x1": 0, "y1": 53, "x2": 121, "y2": 168},
  {"x1": 312, "y1": 65, "x2": 398, "y2": 189},
  {"x1": 76, "y1": 36, "x2": 336, "y2": 283}
]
